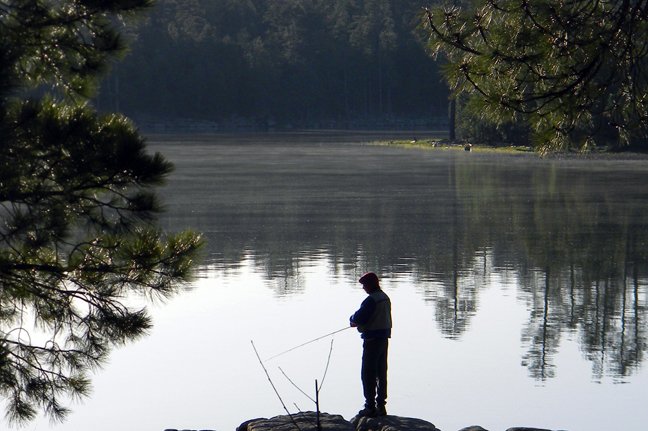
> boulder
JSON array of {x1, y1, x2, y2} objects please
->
[
  {"x1": 238, "y1": 412, "x2": 354, "y2": 431},
  {"x1": 236, "y1": 413, "x2": 565, "y2": 431},
  {"x1": 351, "y1": 414, "x2": 441, "y2": 431},
  {"x1": 237, "y1": 412, "x2": 440, "y2": 431}
]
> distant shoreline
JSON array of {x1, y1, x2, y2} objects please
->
[
  {"x1": 375, "y1": 138, "x2": 533, "y2": 155},
  {"x1": 377, "y1": 138, "x2": 648, "y2": 160},
  {"x1": 145, "y1": 131, "x2": 648, "y2": 160},
  {"x1": 145, "y1": 130, "x2": 447, "y2": 144}
]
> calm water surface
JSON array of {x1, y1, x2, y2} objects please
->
[{"x1": 28, "y1": 133, "x2": 648, "y2": 431}]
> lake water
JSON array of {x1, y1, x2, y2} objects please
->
[{"x1": 23, "y1": 133, "x2": 648, "y2": 431}]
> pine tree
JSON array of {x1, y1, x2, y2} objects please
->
[
  {"x1": 0, "y1": 0, "x2": 202, "y2": 423},
  {"x1": 424, "y1": 0, "x2": 648, "y2": 153}
]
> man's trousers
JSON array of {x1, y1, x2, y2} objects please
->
[{"x1": 361, "y1": 338, "x2": 389, "y2": 408}]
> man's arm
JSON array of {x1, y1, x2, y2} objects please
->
[{"x1": 350, "y1": 297, "x2": 376, "y2": 327}]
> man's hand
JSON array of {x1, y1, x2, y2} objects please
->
[{"x1": 350, "y1": 321, "x2": 358, "y2": 327}]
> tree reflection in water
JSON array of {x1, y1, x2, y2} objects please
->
[{"x1": 156, "y1": 136, "x2": 648, "y2": 383}]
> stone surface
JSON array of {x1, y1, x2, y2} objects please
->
[
  {"x1": 238, "y1": 412, "x2": 354, "y2": 431},
  {"x1": 237, "y1": 412, "x2": 440, "y2": 431},
  {"x1": 236, "y1": 413, "x2": 566, "y2": 431},
  {"x1": 351, "y1": 414, "x2": 441, "y2": 431}
]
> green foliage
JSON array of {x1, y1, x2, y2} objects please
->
[
  {"x1": 0, "y1": 0, "x2": 202, "y2": 424},
  {"x1": 1, "y1": 0, "x2": 153, "y2": 99},
  {"x1": 424, "y1": 0, "x2": 648, "y2": 153},
  {"x1": 95, "y1": 0, "x2": 448, "y2": 127},
  {"x1": 454, "y1": 93, "x2": 530, "y2": 145}
]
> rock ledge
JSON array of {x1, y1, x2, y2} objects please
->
[
  {"x1": 236, "y1": 412, "x2": 565, "y2": 431},
  {"x1": 237, "y1": 412, "x2": 440, "y2": 431}
]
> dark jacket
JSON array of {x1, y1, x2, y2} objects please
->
[{"x1": 350, "y1": 289, "x2": 392, "y2": 339}]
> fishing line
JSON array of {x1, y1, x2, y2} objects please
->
[{"x1": 264, "y1": 326, "x2": 352, "y2": 361}]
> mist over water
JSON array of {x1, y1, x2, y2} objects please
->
[{"x1": 25, "y1": 133, "x2": 648, "y2": 431}]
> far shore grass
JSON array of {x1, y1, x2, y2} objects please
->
[
  {"x1": 374, "y1": 138, "x2": 648, "y2": 160},
  {"x1": 374, "y1": 138, "x2": 534, "y2": 154}
]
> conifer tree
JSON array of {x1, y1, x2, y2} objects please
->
[
  {"x1": 0, "y1": 0, "x2": 202, "y2": 423},
  {"x1": 424, "y1": 1, "x2": 648, "y2": 153}
]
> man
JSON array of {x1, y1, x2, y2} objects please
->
[{"x1": 350, "y1": 272, "x2": 392, "y2": 417}]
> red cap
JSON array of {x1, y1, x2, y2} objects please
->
[{"x1": 359, "y1": 272, "x2": 379, "y2": 287}]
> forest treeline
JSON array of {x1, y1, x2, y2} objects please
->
[{"x1": 95, "y1": 0, "x2": 449, "y2": 130}]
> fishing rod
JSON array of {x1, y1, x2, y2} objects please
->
[{"x1": 264, "y1": 326, "x2": 352, "y2": 361}]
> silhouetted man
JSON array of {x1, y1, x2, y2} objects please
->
[{"x1": 350, "y1": 272, "x2": 392, "y2": 417}]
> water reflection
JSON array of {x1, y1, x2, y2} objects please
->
[{"x1": 154, "y1": 134, "x2": 648, "y2": 382}]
